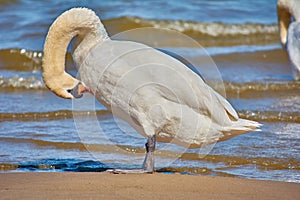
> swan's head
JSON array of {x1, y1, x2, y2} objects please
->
[{"x1": 43, "y1": 71, "x2": 91, "y2": 99}]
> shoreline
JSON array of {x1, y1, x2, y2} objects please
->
[{"x1": 1, "y1": 172, "x2": 299, "y2": 199}]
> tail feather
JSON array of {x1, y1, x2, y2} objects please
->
[{"x1": 219, "y1": 119, "x2": 262, "y2": 142}]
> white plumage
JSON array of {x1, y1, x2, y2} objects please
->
[
  {"x1": 79, "y1": 39, "x2": 260, "y2": 148},
  {"x1": 43, "y1": 8, "x2": 261, "y2": 172}
]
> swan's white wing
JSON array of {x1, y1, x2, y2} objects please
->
[
  {"x1": 80, "y1": 40, "x2": 238, "y2": 127},
  {"x1": 79, "y1": 39, "x2": 261, "y2": 147}
]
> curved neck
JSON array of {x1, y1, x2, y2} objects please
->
[
  {"x1": 43, "y1": 8, "x2": 109, "y2": 75},
  {"x1": 42, "y1": 8, "x2": 109, "y2": 98}
]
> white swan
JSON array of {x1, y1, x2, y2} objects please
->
[
  {"x1": 277, "y1": 0, "x2": 300, "y2": 80},
  {"x1": 42, "y1": 8, "x2": 261, "y2": 173}
]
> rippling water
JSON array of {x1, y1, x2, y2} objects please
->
[{"x1": 0, "y1": 0, "x2": 299, "y2": 183}]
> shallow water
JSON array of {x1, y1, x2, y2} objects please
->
[{"x1": 0, "y1": 0, "x2": 299, "y2": 183}]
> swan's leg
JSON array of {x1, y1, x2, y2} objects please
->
[
  {"x1": 142, "y1": 135, "x2": 156, "y2": 172},
  {"x1": 107, "y1": 136, "x2": 156, "y2": 174}
]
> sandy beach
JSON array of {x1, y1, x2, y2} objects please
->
[{"x1": 0, "y1": 172, "x2": 299, "y2": 199}]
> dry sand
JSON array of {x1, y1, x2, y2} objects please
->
[{"x1": 0, "y1": 172, "x2": 299, "y2": 199}]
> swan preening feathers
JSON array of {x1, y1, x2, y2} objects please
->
[
  {"x1": 277, "y1": 0, "x2": 300, "y2": 80},
  {"x1": 43, "y1": 8, "x2": 261, "y2": 173}
]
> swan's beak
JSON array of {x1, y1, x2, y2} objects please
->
[{"x1": 67, "y1": 82, "x2": 92, "y2": 98}]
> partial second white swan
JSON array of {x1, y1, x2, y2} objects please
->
[
  {"x1": 42, "y1": 8, "x2": 261, "y2": 173},
  {"x1": 277, "y1": 0, "x2": 300, "y2": 80}
]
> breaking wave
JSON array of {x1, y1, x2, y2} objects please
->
[
  {"x1": 105, "y1": 16, "x2": 279, "y2": 46},
  {"x1": 1, "y1": 74, "x2": 298, "y2": 97}
]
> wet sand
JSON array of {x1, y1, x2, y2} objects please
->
[{"x1": 0, "y1": 172, "x2": 299, "y2": 199}]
